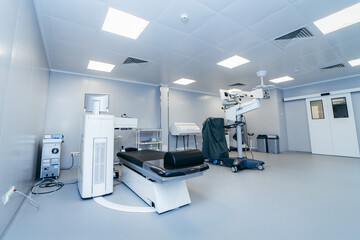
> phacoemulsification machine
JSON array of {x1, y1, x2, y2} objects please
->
[{"x1": 78, "y1": 94, "x2": 114, "y2": 198}]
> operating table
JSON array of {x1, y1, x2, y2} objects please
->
[{"x1": 117, "y1": 149, "x2": 209, "y2": 213}]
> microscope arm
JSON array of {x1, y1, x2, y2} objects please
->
[{"x1": 224, "y1": 99, "x2": 260, "y2": 122}]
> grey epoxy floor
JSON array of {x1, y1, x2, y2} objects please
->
[{"x1": 3, "y1": 151, "x2": 360, "y2": 240}]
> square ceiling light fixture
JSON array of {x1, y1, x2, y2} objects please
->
[
  {"x1": 348, "y1": 58, "x2": 360, "y2": 67},
  {"x1": 173, "y1": 78, "x2": 196, "y2": 85},
  {"x1": 102, "y1": 8, "x2": 149, "y2": 40},
  {"x1": 228, "y1": 89, "x2": 243, "y2": 93},
  {"x1": 269, "y1": 76, "x2": 294, "y2": 83},
  {"x1": 217, "y1": 55, "x2": 250, "y2": 69},
  {"x1": 87, "y1": 60, "x2": 115, "y2": 72},
  {"x1": 314, "y1": 2, "x2": 360, "y2": 34}
]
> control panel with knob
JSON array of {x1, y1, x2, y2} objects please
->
[{"x1": 40, "y1": 135, "x2": 63, "y2": 179}]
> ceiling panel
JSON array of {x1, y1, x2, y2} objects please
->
[
  {"x1": 218, "y1": 29, "x2": 265, "y2": 53},
  {"x1": 321, "y1": 23, "x2": 360, "y2": 48},
  {"x1": 156, "y1": 52, "x2": 191, "y2": 69},
  {"x1": 35, "y1": 0, "x2": 108, "y2": 30},
  {"x1": 283, "y1": 35, "x2": 332, "y2": 58},
  {"x1": 127, "y1": 42, "x2": 166, "y2": 63},
  {"x1": 191, "y1": 14, "x2": 243, "y2": 45},
  {"x1": 240, "y1": 41, "x2": 284, "y2": 63},
  {"x1": 221, "y1": 0, "x2": 290, "y2": 28},
  {"x1": 300, "y1": 48, "x2": 343, "y2": 68},
  {"x1": 292, "y1": 0, "x2": 360, "y2": 22},
  {"x1": 50, "y1": 52, "x2": 90, "y2": 73},
  {"x1": 34, "y1": 0, "x2": 360, "y2": 94},
  {"x1": 40, "y1": 16, "x2": 100, "y2": 48},
  {"x1": 137, "y1": 22, "x2": 187, "y2": 51},
  {"x1": 156, "y1": 0, "x2": 217, "y2": 34},
  {"x1": 178, "y1": 60, "x2": 225, "y2": 78},
  {"x1": 92, "y1": 31, "x2": 136, "y2": 56},
  {"x1": 197, "y1": 0, "x2": 235, "y2": 12},
  {"x1": 105, "y1": 0, "x2": 171, "y2": 21},
  {"x1": 172, "y1": 36, "x2": 213, "y2": 58},
  {"x1": 194, "y1": 46, "x2": 232, "y2": 65},
  {"x1": 45, "y1": 37, "x2": 91, "y2": 59},
  {"x1": 333, "y1": 38, "x2": 360, "y2": 61},
  {"x1": 248, "y1": 6, "x2": 308, "y2": 41}
]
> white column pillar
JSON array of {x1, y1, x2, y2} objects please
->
[{"x1": 160, "y1": 86, "x2": 169, "y2": 151}]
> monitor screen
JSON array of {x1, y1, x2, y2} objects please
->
[{"x1": 84, "y1": 93, "x2": 109, "y2": 113}]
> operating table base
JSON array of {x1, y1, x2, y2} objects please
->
[
  {"x1": 122, "y1": 165, "x2": 191, "y2": 214},
  {"x1": 216, "y1": 157, "x2": 265, "y2": 173}
]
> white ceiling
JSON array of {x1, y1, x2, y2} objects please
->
[{"x1": 34, "y1": 0, "x2": 360, "y2": 94}]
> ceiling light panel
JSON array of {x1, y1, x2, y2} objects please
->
[
  {"x1": 228, "y1": 88, "x2": 242, "y2": 93},
  {"x1": 313, "y1": 3, "x2": 360, "y2": 34},
  {"x1": 348, "y1": 58, "x2": 360, "y2": 67},
  {"x1": 173, "y1": 78, "x2": 196, "y2": 85},
  {"x1": 87, "y1": 60, "x2": 115, "y2": 72},
  {"x1": 269, "y1": 76, "x2": 294, "y2": 83},
  {"x1": 102, "y1": 7, "x2": 149, "y2": 40},
  {"x1": 217, "y1": 55, "x2": 250, "y2": 69}
]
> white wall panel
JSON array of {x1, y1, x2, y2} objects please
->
[
  {"x1": 0, "y1": 0, "x2": 49, "y2": 237},
  {"x1": 245, "y1": 89, "x2": 289, "y2": 152},
  {"x1": 45, "y1": 72, "x2": 160, "y2": 168},
  {"x1": 284, "y1": 100, "x2": 311, "y2": 152},
  {"x1": 352, "y1": 92, "x2": 360, "y2": 149}
]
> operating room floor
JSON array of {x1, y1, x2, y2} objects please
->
[{"x1": 3, "y1": 151, "x2": 360, "y2": 240}]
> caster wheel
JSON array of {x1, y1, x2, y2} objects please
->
[
  {"x1": 213, "y1": 159, "x2": 218, "y2": 165},
  {"x1": 231, "y1": 166, "x2": 238, "y2": 173},
  {"x1": 257, "y1": 164, "x2": 264, "y2": 171},
  {"x1": 220, "y1": 161, "x2": 223, "y2": 166}
]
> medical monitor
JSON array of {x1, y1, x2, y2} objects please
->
[{"x1": 84, "y1": 93, "x2": 109, "y2": 114}]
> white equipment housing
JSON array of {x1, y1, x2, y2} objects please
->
[
  {"x1": 114, "y1": 117, "x2": 138, "y2": 129},
  {"x1": 122, "y1": 165, "x2": 191, "y2": 214},
  {"x1": 169, "y1": 122, "x2": 201, "y2": 135},
  {"x1": 78, "y1": 114, "x2": 114, "y2": 198},
  {"x1": 224, "y1": 99, "x2": 261, "y2": 122}
]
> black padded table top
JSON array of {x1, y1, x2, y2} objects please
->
[
  {"x1": 117, "y1": 150, "x2": 165, "y2": 168},
  {"x1": 117, "y1": 150, "x2": 209, "y2": 178}
]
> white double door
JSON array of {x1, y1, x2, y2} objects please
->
[{"x1": 306, "y1": 93, "x2": 360, "y2": 157}]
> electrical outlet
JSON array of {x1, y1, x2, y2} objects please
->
[
  {"x1": 2, "y1": 186, "x2": 15, "y2": 205},
  {"x1": 70, "y1": 152, "x2": 80, "y2": 156}
]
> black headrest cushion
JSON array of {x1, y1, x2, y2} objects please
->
[
  {"x1": 125, "y1": 147, "x2": 138, "y2": 152},
  {"x1": 164, "y1": 150, "x2": 205, "y2": 168}
]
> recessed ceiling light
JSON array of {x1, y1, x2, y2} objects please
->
[
  {"x1": 173, "y1": 78, "x2": 196, "y2": 85},
  {"x1": 217, "y1": 55, "x2": 250, "y2": 69},
  {"x1": 313, "y1": 3, "x2": 360, "y2": 34},
  {"x1": 228, "y1": 88, "x2": 242, "y2": 93},
  {"x1": 348, "y1": 58, "x2": 360, "y2": 67},
  {"x1": 269, "y1": 76, "x2": 294, "y2": 83},
  {"x1": 102, "y1": 7, "x2": 149, "y2": 40},
  {"x1": 87, "y1": 60, "x2": 115, "y2": 72}
]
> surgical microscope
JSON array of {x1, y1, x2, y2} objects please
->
[{"x1": 220, "y1": 71, "x2": 270, "y2": 172}]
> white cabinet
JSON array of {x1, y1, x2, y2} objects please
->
[{"x1": 136, "y1": 129, "x2": 162, "y2": 151}]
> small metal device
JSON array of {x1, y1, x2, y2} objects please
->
[{"x1": 40, "y1": 135, "x2": 63, "y2": 179}]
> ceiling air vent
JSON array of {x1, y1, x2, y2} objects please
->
[
  {"x1": 273, "y1": 27, "x2": 313, "y2": 48},
  {"x1": 229, "y1": 82, "x2": 245, "y2": 87},
  {"x1": 320, "y1": 63, "x2": 345, "y2": 70},
  {"x1": 123, "y1": 57, "x2": 148, "y2": 64}
]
